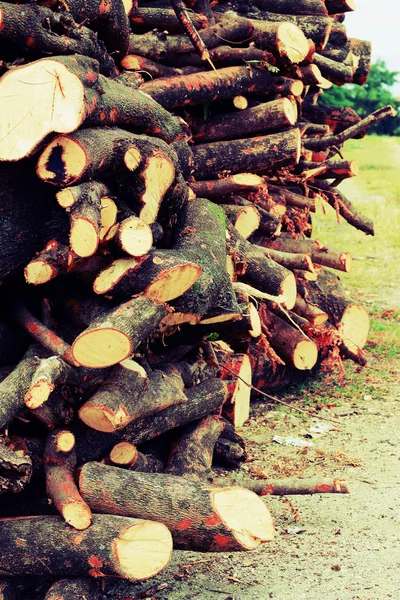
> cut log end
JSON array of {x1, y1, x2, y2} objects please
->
[
  {"x1": 73, "y1": 329, "x2": 133, "y2": 368},
  {"x1": 293, "y1": 339, "x2": 319, "y2": 370},
  {"x1": 70, "y1": 218, "x2": 99, "y2": 258},
  {"x1": 25, "y1": 261, "x2": 57, "y2": 285},
  {"x1": 199, "y1": 312, "x2": 242, "y2": 325},
  {"x1": 235, "y1": 206, "x2": 261, "y2": 239},
  {"x1": 25, "y1": 379, "x2": 55, "y2": 409},
  {"x1": 212, "y1": 487, "x2": 275, "y2": 550},
  {"x1": 63, "y1": 502, "x2": 92, "y2": 531},
  {"x1": 124, "y1": 147, "x2": 142, "y2": 171},
  {"x1": 56, "y1": 431, "x2": 75, "y2": 454},
  {"x1": 248, "y1": 303, "x2": 262, "y2": 338},
  {"x1": 140, "y1": 152, "x2": 176, "y2": 224},
  {"x1": 0, "y1": 60, "x2": 84, "y2": 161},
  {"x1": 277, "y1": 23, "x2": 310, "y2": 64},
  {"x1": 340, "y1": 304, "x2": 370, "y2": 353},
  {"x1": 145, "y1": 264, "x2": 203, "y2": 302},
  {"x1": 110, "y1": 441, "x2": 138, "y2": 466},
  {"x1": 79, "y1": 404, "x2": 130, "y2": 433},
  {"x1": 100, "y1": 197, "x2": 118, "y2": 241},
  {"x1": 37, "y1": 136, "x2": 86, "y2": 186},
  {"x1": 114, "y1": 520, "x2": 172, "y2": 581},
  {"x1": 281, "y1": 272, "x2": 297, "y2": 310},
  {"x1": 118, "y1": 217, "x2": 153, "y2": 257}
]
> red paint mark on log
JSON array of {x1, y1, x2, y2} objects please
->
[
  {"x1": 260, "y1": 484, "x2": 275, "y2": 496},
  {"x1": 110, "y1": 107, "x2": 119, "y2": 122},
  {"x1": 214, "y1": 534, "x2": 232, "y2": 547},
  {"x1": 88, "y1": 569, "x2": 104, "y2": 578},
  {"x1": 88, "y1": 555, "x2": 103, "y2": 568},
  {"x1": 131, "y1": 16, "x2": 144, "y2": 23},
  {"x1": 26, "y1": 37, "x2": 36, "y2": 48},
  {"x1": 99, "y1": 0, "x2": 111, "y2": 14},
  {"x1": 176, "y1": 519, "x2": 192, "y2": 530},
  {"x1": 85, "y1": 70, "x2": 98, "y2": 84},
  {"x1": 314, "y1": 484, "x2": 332, "y2": 493},
  {"x1": 73, "y1": 533, "x2": 84, "y2": 545},
  {"x1": 0, "y1": 9, "x2": 4, "y2": 31},
  {"x1": 205, "y1": 513, "x2": 222, "y2": 527}
]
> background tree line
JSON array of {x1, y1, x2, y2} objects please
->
[{"x1": 320, "y1": 59, "x2": 400, "y2": 135}]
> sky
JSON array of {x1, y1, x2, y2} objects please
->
[{"x1": 344, "y1": 0, "x2": 400, "y2": 95}]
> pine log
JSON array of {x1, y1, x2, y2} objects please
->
[
  {"x1": 44, "y1": 429, "x2": 92, "y2": 530},
  {"x1": 129, "y1": 6, "x2": 208, "y2": 32},
  {"x1": 128, "y1": 16, "x2": 254, "y2": 61},
  {"x1": 0, "y1": 515, "x2": 172, "y2": 581},
  {"x1": 189, "y1": 173, "x2": 264, "y2": 198},
  {"x1": 164, "y1": 45, "x2": 275, "y2": 68},
  {"x1": 0, "y1": 55, "x2": 183, "y2": 161},
  {"x1": 0, "y1": 442, "x2": 32, "y2": 495},
  {"x1": 44, "y1": 578, "x2": 102, "y2": 600},
  {"x1": 192, "y1": 129, "x2": 301, "y2": 179},
  {"x1": 260, "y1": 236, "x2": 352, "y2": 272},
  {"x1": 24, "y1": 240, "x2": 74, "y2": 286},
  {"x1": 0, "y1": 2, "x2": 117, "y2": 76},
  {"x1": 170, "y1": 199, "x2": 240, "y2": 325},
  {"x1": 72, "y1": 297, "x2": 170, "y2": 368},
  {"x1": 254, "y1": 0, "x2": 328, "y2": 15},
  {"x1": 257, "y1": 246, "x2": 315, "y2": 273},
  {"x1": 302, "y1": 269, "x2": 370, "y2": 354},
  {"x1": 219, "y1": 353, "x2": 252, "y2": 428},
  {"x1": 265, "y1": 184, "x2": 317, "y2": 212},
  {"x1": 79, "y1": 361, "x2": 187, "y2": 432},
  {"x1": 74, "y1": 377, "x2": 228, "y2": 464},
  {"x1": 231, "y1": 197, "x2": 281, "y2": 237},
  {"x1": 80, "y1": 462, "x2": 275, "y2": 551},
  {"x1": 246, "y1": 12, "x2": 332, "y2": 50},
  {"x1": 38, "y1": 129, "x2": 179, "y2": 226},
  {"x1": 93, "y1": 251, "x2": 202, "y2": 303},
  {"x1": 263, "y1": 308, "x2": 318, "y2": 370},
  {"x1": 190, "y1": 98, "x2": 297, "y2": 143},
  {"x1": 109, "y1": 442, "x2": 164, "y2": 473},
  {"x1": 212, "y1": 475, "x2": 350, "y2": 495},
  {"x1": 302, "y1": 103, "x2": 361, "y2": 134},
  {"x1": 349, "y1": 38, "x2": 372, "y2": 85},
  {"x1": 0, "y1": 345, "x2": 47, "y2": 429},
  {"x1": 226, "y1": 222, "x2": 297, "y2": 309},
  {"x1": 221, "y1": 205, "x2": 261, "y2": 239},
  {"x1": 24, "y1": 356, "x2": 97, "y2": 410},
  {"x1": 58, "y1": 0, "x2": 130, "y2": 56},
  {"x1": 165, "y1": 415, "x2": 224, "y2": 478},
  {"x1": 140, "y1": 66, "x2": 283, "y2": 109},
  {"x1": 293, "y1": 296, "x2": 329, "y2": 325}
]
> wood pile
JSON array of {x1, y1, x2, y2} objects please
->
[{"x1": 0, "y1": 0, "x2": 395, "y2": 595}]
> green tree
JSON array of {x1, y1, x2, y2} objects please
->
[{"x1": 320, "y1": 59, "x2": 400, "y2": 135}]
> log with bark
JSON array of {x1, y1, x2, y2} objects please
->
[{"x1": 0, "y1": 0, "x2": 390, "y2": 589}]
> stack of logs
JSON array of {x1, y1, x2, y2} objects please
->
[{"x1": 0, "y1": 0, "x2": 395, "y2": 596}]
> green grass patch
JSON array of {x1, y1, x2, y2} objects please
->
[{"x1": 312, "y1": 135, "x2": 400, "y2": 308}]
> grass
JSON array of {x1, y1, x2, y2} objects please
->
[
  {"x1": 292, "y1": 135, "x2": 400, "y2": 407},
  {"x1": 312, "y1": 135, "x2": 400, "y2": 306}
]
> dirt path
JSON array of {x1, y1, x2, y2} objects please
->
[{"x1": 106, "y1": 373, "x2": 399, "y2": 600}]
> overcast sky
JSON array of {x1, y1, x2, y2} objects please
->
[{"x1": 344, "y1": 0, "x2": 400, "y2": 94}]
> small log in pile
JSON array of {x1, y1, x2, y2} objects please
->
[{"x1": 0, "y1": 0, "x2": 395, "y2": 594}]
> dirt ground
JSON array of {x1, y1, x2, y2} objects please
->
[{"x1": 105, "y1": 356, "x2": 400, "y2": 600}]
